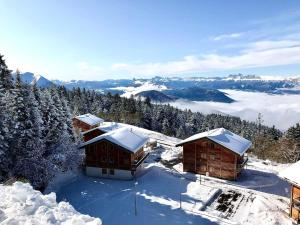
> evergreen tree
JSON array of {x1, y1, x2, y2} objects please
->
[{"x1": 0, "y1": 55, "x2": 13, "y2": 177}]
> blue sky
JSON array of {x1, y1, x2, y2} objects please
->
[{"x1": 1, "y1": 0, "x2": 300, "y2": 80}]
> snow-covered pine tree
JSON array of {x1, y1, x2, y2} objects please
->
[
  {"x1": 9, "y1": 71, "x2": 31, "y2": 161},
  {"x1": 0, "y1": 54, "x2": 14, "y2": 178},
  {"x1": 8, "y1": 71, "x2": 49, "y2": 187}
]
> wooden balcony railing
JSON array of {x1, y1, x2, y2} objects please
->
[
  {"x1": 132, "y1": 152, "x2": 150, "y2": 170},
  {"x1": 237, "y1": 156, "x2": 248, "y2": 173},
  {"x1": 294, "y1": 197, "x2": 300, "y2": 211}
]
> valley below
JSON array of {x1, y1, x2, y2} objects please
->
[{"x1": 168, "y1": 89, "x2": 300, "y2": 130}]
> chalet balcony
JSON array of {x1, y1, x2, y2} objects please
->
[
  {"x1": 294, "y1": 197, "x2": 300, "y2": 211},
  {"x1": 237, "y1": 155, "x2": 248, "y2": 174},
  {"x1": 132, "y1": 152, "x2": 150, "y2": 170}
]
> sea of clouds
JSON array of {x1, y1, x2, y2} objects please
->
[{"x1": 169, "y1": 89, "x2": 300, "y2": 130}]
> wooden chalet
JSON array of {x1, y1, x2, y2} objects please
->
[
  {"x1": 176, "y1": 128, "x2": 251, "y2": 180},
  {"x1": 280, "y1": 161, "x2": 300, "y2": 223},
  {"x1": 72, "y1": 113, "x2": 104, "y2": 133},
  {"x1": 79, "y1": 127, "x2": 149, "y2": 180}
]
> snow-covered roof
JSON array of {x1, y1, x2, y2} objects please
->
[
  {"x1": 75, "y1": 113, "x2": 104, "y2": 126},
  {"x1": 279, "y1": 160, "x2": 300, "y2": 187},
  {"x1": 176, "y1": 128, "x2": 252, "y2": 156},
  {"x1": 80, "y1": 127, "x2": 149, "y2": 153},
  {"x1": 81, "y1": 122, "x2": 124, "y2": 135}
]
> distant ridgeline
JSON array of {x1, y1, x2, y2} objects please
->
[
  {"x1": 17, "y1": 73, "x2": 300, "y2": 103},
  {"x1": 53, "y1": 75, "x2": 300, "y2": 95}
]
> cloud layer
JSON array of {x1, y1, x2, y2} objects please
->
[{"x1": 169, "y1": 90, "x2": 300, "y2": 130}]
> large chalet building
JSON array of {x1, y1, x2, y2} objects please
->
[
  {"x1": 280, "y1": 161, "x2": 300, "y2": 223},
  {"x1": 176, "y1": 128, "x2": 251, "y2": 180},
  {"x1": 80, "y1": 127, "x2": 149, "y2": 179},
  {"x1": 72, "y1": 113, "x2": 104, "y2": 134}
]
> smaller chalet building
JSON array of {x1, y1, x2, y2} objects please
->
[
  {"x1": 279, "y1": 161, "x2": 300, "y2": 223},
  {"x1": 80, "y1": 127, "x2": 149, "y2": 180},
  {"x1": 176, "y1": 128, "x2": 251, "y2": 180},
  {"x1": 72, "y1": 114, "x2": 104, "y2": 133}
]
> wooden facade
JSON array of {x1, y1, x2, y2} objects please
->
[
  {"x1": 72, "y1": 117, "x2": 99, "y2": 133},
  {"x1": 290, "y1": 184, "x2": 300, "y2": 222},
  {"x1": 83, "y1": 128, "x2": 106, "y2": 142},
  {"x1": 182, "y1": 138, "x2": 247, "y2": 180},
  {"x1": 84, "y1": 139, "x2": 147, "y2": 175}
]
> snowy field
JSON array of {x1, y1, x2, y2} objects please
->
[
  {"x1": 56, "y1": 164, "x2": 229, "y2": 225},
  {"x1": 55, "y1": 157, "x2": 292, "y2": 225},
  {"x1": 50, "y1": 123, "x2": 293, "y2": 225},
  {"x1": 169, "y1": 89, "x2": 300, "y2": 130}
]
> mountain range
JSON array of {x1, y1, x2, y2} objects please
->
[{"x1": 18, "y1": 72, "x2": 300, "y2": 103}]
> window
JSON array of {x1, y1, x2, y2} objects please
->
[
  {"x1": 210, "y1": 154, "x2": 215, "y2": 160},
  {"x1": 102, "y1": 168, "x2": 107, "y2": 174},
  {"x1": 109, "y1": 169, "x2": 114, "y2": 175},
  {"x1": 201, "y1": 153, "x2": 207, "y2": 159},
  {"x1": 209, "y1": 167, "x2": 214, "y2": 173},
  {"x1": 210, "y1": 143, "x2": 215, "y2": 149}
]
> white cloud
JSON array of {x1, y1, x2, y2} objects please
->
[
  {"x1": 169, "y1": 90, "x2": 300, "y2": 130},
  {"x1": 245, "y1": 40, "x2": 300, "y2": 52},
  {"x1": 212, "y1": 32, "x2": 244, "y2": 41},
  {"x1": 77, "y1": 61, "x2": 106, "y2": 76},
  {"x1": 109, "y1": 40, "x2": 300, "y2": 76}
]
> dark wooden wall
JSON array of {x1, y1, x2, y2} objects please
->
[
  {"x1": 85, "y1": 139, "x2": 143, "y2": 171},
  {"x1": 291, "y1": 184, "x2": 300, "y2": 221},
  {"x1": 182, "y1": 138, "x2": 243, "y2": 180},
  {"x1": 72, "y1": 118, "x2": 98, "y2": 133},
  {"x1": 83, "y1": 129, "x2": 106, "y2": 142}
]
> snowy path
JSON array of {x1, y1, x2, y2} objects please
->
[{"x1": 56, "y1": 164, "x2": 236, "y2": 225}]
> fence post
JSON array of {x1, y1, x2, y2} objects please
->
[
  {"x1": 180, "y1": 193, "x2": 182, "y2": 209},
  {"x1": 135, "y1": 192, "x2": 137, "y2": 216}
]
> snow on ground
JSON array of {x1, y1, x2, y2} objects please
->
[
  {"x1": 173, "y1": 156, "x2": 292, "y2": 224},
  {"x1": 110, "y1": 82, "x2": 168, "y2": 98},
  {"x1": 56, "y1": 164, "x2": 230, "y2": 225},
  {"x1": 51, "y1": 123, "x2": 293, "y2": 225},
  {"x1": 55, "y1": 156, "x2": 292, "y2": 225},
  {"x1": 0, "y1": 182, "x2": 101, "y2": 225}
]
